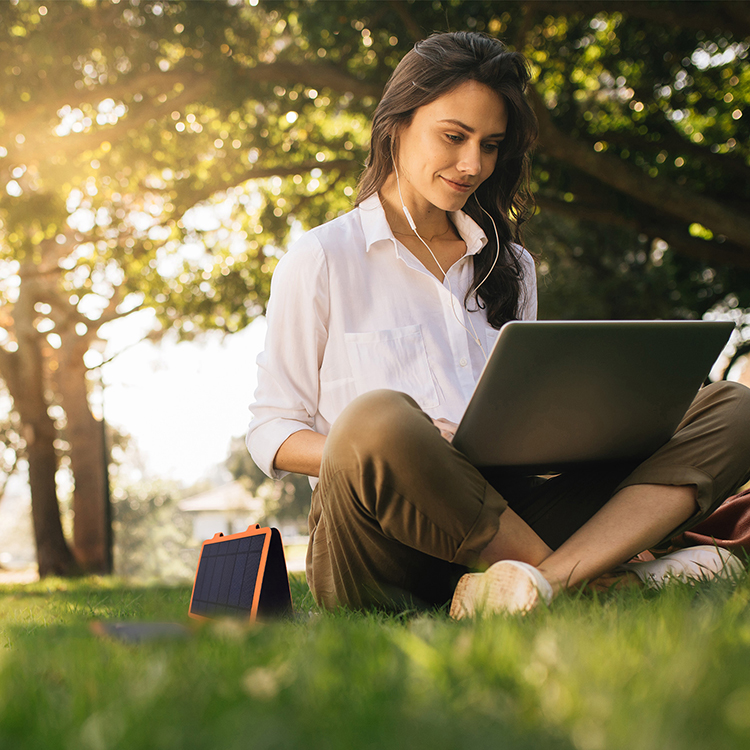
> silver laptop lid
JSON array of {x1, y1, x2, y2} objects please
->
[{"x1": 452, "y1": 320, "x2": 735, "y2": 472}]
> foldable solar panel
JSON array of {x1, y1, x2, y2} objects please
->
[{"x1": 188, "y1": 524, "x2": 293, "y2": 622}]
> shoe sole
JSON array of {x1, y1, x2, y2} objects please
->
[{"x1": 450, "y1": 561, "x2": 541, "y2": 620}]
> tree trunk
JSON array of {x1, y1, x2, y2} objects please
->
[
  {"x1": 4, "y1": 275, "x2": 78, "y2": 577},
  {"x1": 25, "y1": 406, "x2": 78, "y2": 576},
  {"x1": 56, "y1": 332, "x2": 110, "y2": 573}
]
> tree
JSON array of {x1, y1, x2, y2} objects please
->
[
  {"x1": 1, "y1": 0, "x2": 748, "y2": 575},
  {"x1": 224, "y1": 435, "x2": 312, "y2": 525},
  {"x1": 0, "y1": 0, "x2": 362, "y2": 574},
  {"x1": 110, "y1": 476, "x2": 195, "y2": 580}
]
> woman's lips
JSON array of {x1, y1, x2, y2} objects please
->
[{"x1": 441, "y1": 176, "x2": 473, "y2": 192}]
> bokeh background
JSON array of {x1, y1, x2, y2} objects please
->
[{"x1": 1, "y1": 0, "x2": 749, "y2": 581}]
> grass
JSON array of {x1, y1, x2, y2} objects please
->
[{"x1": 2, "y1": 573, "x2": 750, "y2": 750}]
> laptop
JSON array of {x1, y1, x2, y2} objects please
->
[{"x1": 452, "y1": 320, "x2": 735, "y2": 472}]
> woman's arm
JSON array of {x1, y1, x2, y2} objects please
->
[
  {"x1": 246, "y1": 236, "x2": 330, "y2": 480},
  {"x1": 274, "y1": 418, "x2": 456, "y2": 478},
  {"x1": 273, "y1": 430, "x2": 327, "y2": 477}
]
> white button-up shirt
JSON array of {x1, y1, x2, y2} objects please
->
[{"x1": 246, "y1": 193, "x2": 537, "y2": 479}]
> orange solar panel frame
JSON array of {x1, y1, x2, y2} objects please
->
[{"x1": 188, "y1": 524, "x2": 293, "y2": 622}]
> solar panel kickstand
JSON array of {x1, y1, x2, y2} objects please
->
[
  {"x1": 257, "y1": 527, "x2": 294, "y2": 618},
  {"x1": 188, "y1": 524, "x2": 293, "y2": 623}
]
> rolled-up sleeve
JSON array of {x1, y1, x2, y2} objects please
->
[{"x1": 246, "y1": 237, "x2": 329, "y2": 479}]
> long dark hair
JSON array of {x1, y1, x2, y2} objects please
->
[{"x1": 356, "y1": 32, "x2": 538, "y2": 328}]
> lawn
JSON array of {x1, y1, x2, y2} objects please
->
[{"x1": 2, "y1": 572, "x2": 750, "y2": 750}]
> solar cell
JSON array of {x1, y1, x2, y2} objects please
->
[{"x1": 189, "y1": 525, "x2": 292, "y2": 622}]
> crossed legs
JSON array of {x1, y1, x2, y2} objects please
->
[
  {"x1": 479, "y1": 484, "x2": 696, "y2": 596},
  {"x1": 307, "y1": 382, "x2": 750, "y2": 612}
]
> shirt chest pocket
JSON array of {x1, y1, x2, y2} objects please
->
[{"x1": 344, "y1": 324, "x2": 440, "y2": 410}]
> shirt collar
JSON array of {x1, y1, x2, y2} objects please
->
[{"x1": 358, "y1": 192, "x2": 488, "y2": 258}]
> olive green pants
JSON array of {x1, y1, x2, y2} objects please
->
[{"x1": 306, "y1": 382, "x2": 750, "y2": 611}]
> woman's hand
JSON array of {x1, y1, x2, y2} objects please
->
[{"x1": 432, "y1": 417, "x2": 458, "y2": 443}]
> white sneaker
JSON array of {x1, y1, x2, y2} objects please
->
[
  {"x1": 621, "y1": 545, "x2": 745, "y2": 589},
  {"x1": 450, "y1": 560, "x2": 553, "y2": 619}
]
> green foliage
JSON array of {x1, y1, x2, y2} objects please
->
[
  {"x1": 3, "y1": 576, "x2": 750, "y2": 748},
  {"x1": 2, "y1": 0, "x2": 749, "y2": 350},
  {"x1": 532, "y1": 210, "x2": 748, "y2": 322},
  {"x1": 225, "y1": 435, "x2": 311, "y2": 524},
  {"x1": 111, "y1": 478, "x2": 196, "y2": 580},
  {"x1": 2, "y1": 1, "x2": 750, "y2": 569}
]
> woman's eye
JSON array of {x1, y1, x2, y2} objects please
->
[
  {"x1": 445, "y1": 133, "x2": 463, "y2": 143},
  {"x1": 482, "y1": 142, "x2": 500, "y2": 153}
]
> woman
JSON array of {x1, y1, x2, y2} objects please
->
[{"x1": 247, "y1": 32, "x2": 750, "y2": 615}]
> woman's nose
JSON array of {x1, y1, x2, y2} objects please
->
[{"x1": 457, "y1": 143, "x2": 482, "y2": 175}]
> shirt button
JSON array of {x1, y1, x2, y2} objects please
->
[{"x1": 459, "y1": 358, "x2": 468, "y2": 367}]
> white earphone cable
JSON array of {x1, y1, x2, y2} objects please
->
[{"x1": 394, "y1": 163, "x2": 500, "y2": 362}]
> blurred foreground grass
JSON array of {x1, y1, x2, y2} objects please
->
[{"x1": 2, "y1": 573, "x2": 750, "y2": 750}]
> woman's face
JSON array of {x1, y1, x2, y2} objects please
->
[{"x1": 395, "y1": 80, "x2": 508, "y2": 214}]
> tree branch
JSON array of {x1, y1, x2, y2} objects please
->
[
  {"x1": 167, "y1": 157, "x2": 361, "y2": 216},
  {"x1": 96, "y1": 299, "x2": 145, "y2": 328},
  {"x1": 2, "y1": 69, "x2": 191, "y2": 146},
  {"x1": 88, "y1": 286, "x2": 128, "y2": 328},
  {"x1": 535, "y1": 193, "x2": 750, "y2": 271},
  {"x1": 524, "y1": 1, "x2": 750, "y2": 37},
  {"x1": 8, "y1": 56, "x2": 380, "y2": 172},
  {"x1": 4, "y1": 59, "x2": 380, "y2": 149},
  {"x1": 94, "y1": 332, "x2": 155, "y2": 370},
  {"x1": 599, "y1": 127, "x2": 750, "y2": 188},
  {"x1": 529, "y1": 87, "x2": 750, "y2": 253},
  {"x1": 11, "y1": 76, "x2": 214, "y2": 168},
  {"x1": 387, "y1": 1, "x2": 425, "y2": 43},
  {"x1": 233, "y1": 59, "x2": 382, "y2": 99},
  {"x1": 41, "y1": 288, "x2": 97, "y2": 334}
]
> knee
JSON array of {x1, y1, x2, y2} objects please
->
[
  {"x1": 702, "y1": 380, "x2": 750, "y2": 411},
  {"x1": 325, "y1": 389, "x2": 429, "y2": 465},
  {"x1": 700, "y1": 380, "x2": 750, "y2": 436}
]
